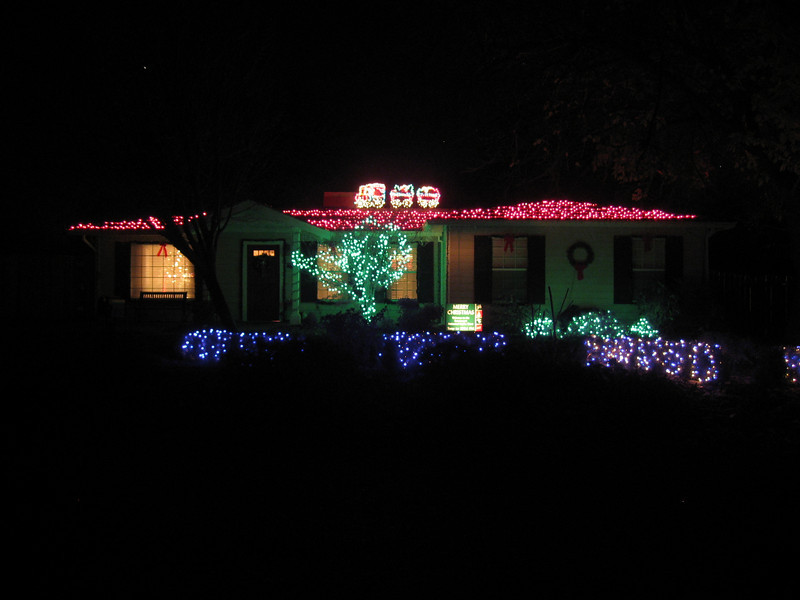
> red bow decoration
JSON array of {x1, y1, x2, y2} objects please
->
[
  {"x1": 157, "y1": 244, "x2": 168, "y2": 257},
  {"x1": 574, "y1": 263, "x2": 587, "y2": 280},
  {"x1": 504, "y1": 235, "x2": 515, "y2": 252}
]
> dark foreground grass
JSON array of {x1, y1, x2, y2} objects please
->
[{"x1": 11, "y1": 324, "x2": 800, "y2": 595}]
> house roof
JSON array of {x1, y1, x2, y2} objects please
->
[
  {"x1": 67, "y1": 199, "x2": 697, "y2": 233},
  {"x1": 284, "y1": 199, "x2": 697, "y2": 231},
  {"x1": 67, "y1": 201, "x2": 326, "y2": 235}
]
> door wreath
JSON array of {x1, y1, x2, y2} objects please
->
[{"x1": 567, "y1": 241, "x2": 594, "y2": 280}]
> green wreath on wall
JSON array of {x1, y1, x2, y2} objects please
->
[{"x1": 566, "y1": 241, "x2": 594, "y2": 280}]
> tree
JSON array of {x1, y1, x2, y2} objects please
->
[
  {"x1": 449, "y1": 2, "x2": 799, "y2": 335},
  {"x1": 290, "y1": 217, "x2": 414, "y2": 321},
  {"x1": 87, "y1": 15, "x2": 307, "y2": 330},
  {"x1": 451, "y1": 2, "x2": 799, "y2": 218}
]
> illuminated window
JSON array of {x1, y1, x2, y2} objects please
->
[
  {"x1": 316, "y1": 243, "x2": 346, "y2": 300},
  {"x1": 130, "y1": 243, "x2": 195, "y2": 298},
  {"x1": 388, "y1": 246, "x2": 417, "y2": 300},
  {"x1": 314, "y1": 244, "x2": 418, "y2": 301},
  {"x1": 492, "y1": 236, "x2": 528, "y2": 302}
]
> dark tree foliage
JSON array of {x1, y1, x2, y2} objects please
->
[{"x1": 451, "y1": 1, "x2": 799, "y2": 222}]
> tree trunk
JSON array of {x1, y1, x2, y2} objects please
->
[{"x1": 195, "y1": 260, "x2": 236, "y2": 331}]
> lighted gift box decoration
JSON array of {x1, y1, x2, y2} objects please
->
[
  {"x1": 355, "y1": 183, "x2": 441, "y2": 210},
  {"x1": 389, "y1": 184, "x2": 415, "y2": 209},
  {"x1": 415, "y1": 186, "x2": 441, "y2": 209},
  {"x1": 355, "y1": 182, "x2": 386, "y2": 209}
]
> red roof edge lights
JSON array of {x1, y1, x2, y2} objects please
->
[
  {"x1": 285, "y1": 199, "x2": 697, "y2": 231},
  {"x1": 68, "y1": 200, "x2": 695, "y2": 232}
]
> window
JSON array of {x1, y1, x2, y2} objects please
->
[
  {"x1": 614, "y1": 235, "x2": 683, "y2": 303},
  {"x1": 632, "y1": 237, "x2": 666, "y2": 296},
  {"x1": 130, "y1": 243, "x2": 195, "y2": 298},
  {"x1": 316, "y1": 243, "x2": 346, "y2": 301},
  {"x1": 474, "y1": 235, "x2": 544, "y2": 304},
  {"x1": 492, "y1": 236, "x2": 528, "y2": 302},
  {"x1": 314, "y1": 244, "x2": 418, "y2": 301},
  {"x1": 388, "y1": 246, "x2": 417, "y2": 300}
]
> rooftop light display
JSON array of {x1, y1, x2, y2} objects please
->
[
  {"x1": 286, "y1": 199, "x2": 696, "y2": 231},
  {"x1": 355, "y1": 183, "x2": 386, "y2": 209},
  {"x1": 389, "y1": 184, "x2": 415, "y2": 209},
  {"x1": 69, "y1": 213, "x2": 206, "y2": 232},
  {"x1": 68, "y1": 200, "x2": 694, "y2": 232}
]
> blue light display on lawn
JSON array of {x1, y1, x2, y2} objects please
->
[
  {"x1": 785, "y1": 345, "x2": 800, "y2": 384},
  {"x1": 180, "y1": 329, "x2": 798, "y2": 387},
  {"x1": 181, "y1": 328, "x2": 507, "y2": 369},
  {"x1": 181, "y1": 329, "x2": 295, "y2": 362},
  {"x1": 380, "y1": 331, "x2": 507, "y2": 369}
]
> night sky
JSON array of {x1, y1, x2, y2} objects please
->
[
  {"x1": 9, "y1": 2, "x2": 796, "y2": 239},
  {"x1": 13, "y1": 3, "x2": 499, "y2": 228}
]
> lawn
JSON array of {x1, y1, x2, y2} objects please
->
[{"x1": 11, "y1": 322, "x2": 800, "y2": 595}]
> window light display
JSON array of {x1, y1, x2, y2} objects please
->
[{"x1": 130, "y1": 243, "x2": 195, "y2": 298}]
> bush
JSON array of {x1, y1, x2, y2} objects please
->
[{"x1": 396, "y1": 299, "x2": 444, "y2": 332}]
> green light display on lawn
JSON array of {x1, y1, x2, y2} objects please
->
[
  {"x1": 291, "y1": 216, "x2": 413, "y2": 320},
  {"x1": 522, "y1": 310, "x2": 660, "y2": 340}
]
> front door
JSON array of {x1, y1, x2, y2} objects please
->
[{"x1": 246, "y1": 243, "x2": 282, "y2": 321}]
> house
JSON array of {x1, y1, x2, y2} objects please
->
[{"x1": 69, "y1": 191, "x2": 734, "y2": 329}]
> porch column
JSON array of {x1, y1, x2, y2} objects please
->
[{"x1": 289, "y1": 230, "x2": 301, "y2": 325}]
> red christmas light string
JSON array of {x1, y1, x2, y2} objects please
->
[{"x1": 68, "y1": 201, "x2": 695, "y2": 232}]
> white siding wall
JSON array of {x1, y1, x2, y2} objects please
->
[{"x1": 446, "y1": 222, "x2": 709, "y2": 320}]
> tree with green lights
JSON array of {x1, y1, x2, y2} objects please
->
[{"x1": 291, "y1": 217, "x2": 414, "y2": 321}]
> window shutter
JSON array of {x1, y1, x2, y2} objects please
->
[
  {"x1": 614, "y1": 236, "x2": 634, "y2": 304},
  {"x1": 474, "y1": 235, "x2": 492, "y2": 303},
  {"x1": 526, "y1": 235, "x2": 546, "y2": 304},
  {"x1": 299, "y1": 241, "x2": 317, "y2": 302},
  {"x1": 665, "y1": 236, "x2": 684, "y2": 292},
  {"x1": 114, "y1": 242, "x2": 131, "y2": 298},
  {"x1": 417, "y1": 242, "x2": 435, "y2": 303}
]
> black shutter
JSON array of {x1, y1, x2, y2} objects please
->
[
  {"x1": 299, "y1": 241, "x2": 317, "y2": 302},
  {"x1": 665, "y1": 236, "x2": 684, "y2": 292},
  {"x1": 474, "y1": 235, "x2": 492, "y2": 303},
  {"x1": 417, "y1": 242, "x2": 435, "y2": 303},
  {"x1": 114, "y1": 242, "x2": 131, "y2": 298},
  {"x1": 526, "y1": 235, "x2": 546, "y2": 304},
  {"x1": 614, "y1": 236, "x2": 634, "y2": 304}
]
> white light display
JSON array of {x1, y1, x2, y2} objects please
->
[
  {"x1": 584, "y1": 335, "x2": 721, "y2": 385},
  {"x1": 355, "y1": 183, "x2": 386, "y2": 209},
  {"x1": 389, "y1": 184, "x2": 415, "y2": 209},
  {"x1": 416, "y1": 186, "x2": 441, "y2": 209}
]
